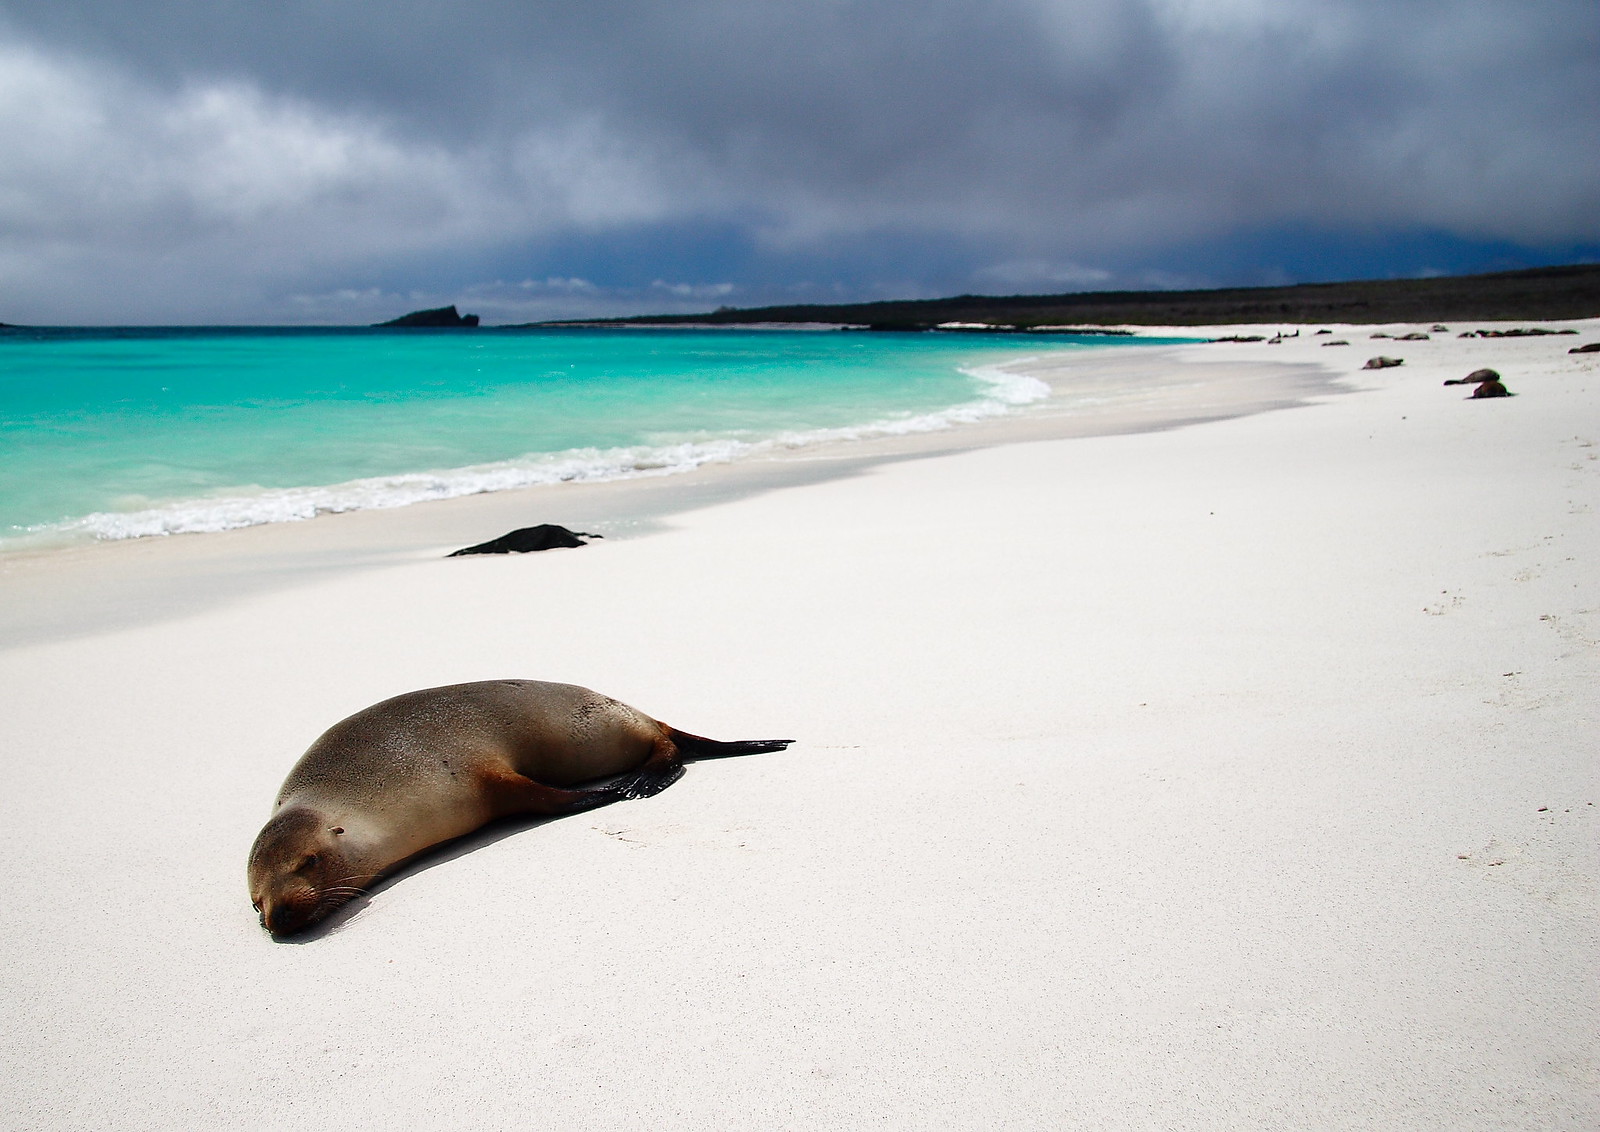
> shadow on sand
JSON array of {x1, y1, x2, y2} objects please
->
[{"x1": 268, "y1": 808, "x2": 580, "y2": 945}]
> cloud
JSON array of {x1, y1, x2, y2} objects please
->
[
  {"x1": 1, "y1": 0, "x2": 1596, "y2": 322},
  {"x1": 651, "y1": 280, "x2": 736, "y2": 299},
  {"x1": 974, "y1": 261, "x2": 1114, "y2": 290},
  {"x1": 0, "y1": 36, "x2": 687, "y2": 321},
  {"x1": 522, "y1": 278, "x2": 599, "y2": 294}
]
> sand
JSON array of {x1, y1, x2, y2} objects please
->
[{"x1": 1, "y1": 321, "x2": 1596, "y2": 1130}]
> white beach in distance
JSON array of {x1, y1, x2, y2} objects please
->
[{"x1": 1, "y1": 322, "x2": 1595, "y2": 1129}]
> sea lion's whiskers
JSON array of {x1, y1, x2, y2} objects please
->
[
  {"x1": 317, "y1": 886, "x2": 368, "y2": 901},
  {"x1": 328, "y1": 872, "x2": 380, "y2": 889},
  {"x1": 311, "y1": 890, "x2": 364, "y2": 918},
  {"x1": 317, "y1": 882, "x2": 372, "y2": 899}
]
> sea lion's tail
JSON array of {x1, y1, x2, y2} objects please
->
[{"x1": 668, "y1": 729, "x2": 793, "y2": 760}]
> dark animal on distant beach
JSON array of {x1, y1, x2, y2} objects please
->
[
  {"x1": 1443, "y1": 368, "x2": 1511, "y2": 398},
  {"x1": 448, "y1": 524, "x2": 602, "y2": 556},
  {"x1": 247, "y1": 680, "x2": 793, "y2": 935},
  {"x1": 1363, "y1": 356, "x2": 1404, "y2": 369},
  {"x1": 1461, "y1": 327, "x2": 1577, "y2": 338},
  {"x1": 1570, "y1": 343, "x2": 1600, "y2": 354}
]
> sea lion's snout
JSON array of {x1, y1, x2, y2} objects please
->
[
  {"x1": 253, "y1": 870, "x2": 344, "y2": 935},
  {"x1": 259, "y1": 893, "x2": 318, "y2": 935}
]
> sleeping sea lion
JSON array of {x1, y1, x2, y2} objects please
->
[{"x1": 247, "y1": 680, "x2": 791, "y2": 934}]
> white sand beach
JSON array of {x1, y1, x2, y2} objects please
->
[{"x1": 2, "y1": 323, "x2": 1596, "y2": 1130}]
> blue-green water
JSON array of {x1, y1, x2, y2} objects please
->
[{"x1": 0, "y1": 327, "x2": 1174, "y2": 548}]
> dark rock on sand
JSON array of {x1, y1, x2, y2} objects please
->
[
  {"x1": 375, "y1": 305, "x2": 481, "y2": 328},
  {"x1": 448, "y1": 524, "x2": 603, "y2": 556},
  {"x1": 1363, "y1": 356, "x2": 1404, "y2": 369}
]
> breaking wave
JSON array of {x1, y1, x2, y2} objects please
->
[{"x1": 35, "y1": 361, "x2": 1051, "y2": 543}]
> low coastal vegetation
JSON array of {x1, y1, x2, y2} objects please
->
[{"x1": 533, "y1": 263, "x2": 1600, "y2": 331}]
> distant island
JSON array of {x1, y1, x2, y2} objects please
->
[
  {"x1": 375, "y1": 305, "x2": 480, "y2": 328},
  {"x1": 526, "y1": 263, "x2": 1600, "y2": 331}
]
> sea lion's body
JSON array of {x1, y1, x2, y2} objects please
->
[
  {"x1": 248, "y1": 680, "x2": 790, "y2": 934},
  {"x1": 1445, "y1": 367, "x2": 1512, "y2": 397}
]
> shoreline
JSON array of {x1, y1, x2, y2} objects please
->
[{"x1": 0, "y1": 339, "x2": 1339, "y2": 648}]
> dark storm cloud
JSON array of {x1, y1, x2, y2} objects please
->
[{"x1": 1, "y1": 0, "x2": 1596, "y2": 322}]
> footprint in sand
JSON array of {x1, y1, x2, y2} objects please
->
[
  {"x1": 1423, "y1": 590, "x2": 1465, "y2": 615},
  {"x1": 1457, "y1": 822, "x2": 1593, "y2": 907},
  {"x1": 593, "y1": 823, "x2": 768, "y2": 852}
]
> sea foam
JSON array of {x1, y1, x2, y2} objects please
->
[{"x1": 48, "y1": 361, "x2": 1051, "y2": 542}]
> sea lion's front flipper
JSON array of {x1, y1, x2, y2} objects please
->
[{"x1": 481, "y1": 767, "x2": 636, "y2": 818}]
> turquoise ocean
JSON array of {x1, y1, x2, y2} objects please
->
[{"x1": 0, "y1": 327, "x2": 1182, "y2": 550}]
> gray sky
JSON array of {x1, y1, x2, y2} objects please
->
[{"x1": 1, "y1": 0, "x2": 1596, "y2": 323}]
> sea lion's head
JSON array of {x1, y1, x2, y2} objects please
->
[{"x1": 247, "y1": 807, "x2": 360, "y2": 935}]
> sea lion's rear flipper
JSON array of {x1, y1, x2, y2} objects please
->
[
  {"x1": 609, "y1": 729, "x2": 794, "y2": 799},
  {"x1": 667, "y1": 729, "x2": 794, "y2": 760},
  {"x1": 605, "y1": 736, "x2": 689, "y2": 800},
  {"x1": 609, "y1": 760, "x2": 687, "y2": 801}
]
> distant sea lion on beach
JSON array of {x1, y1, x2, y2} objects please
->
[
  {"x1": 247, "y1": 680, "x2": 792, "y2": 935},
  {"x1": 1444, "y1": 368, "x2": 1512, "y2": 397},
  {"x1": 448, "y1": 524, "x2": 601, "y2": 556}
]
